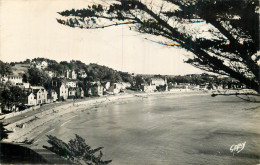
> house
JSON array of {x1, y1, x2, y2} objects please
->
[
  {"x1": 65, "y1": 70, "x2": 77, "y2": 79},
  {"x1": 199, "y1": 84, "x2": 208, "y2": 90},
  {"x1": 141, "y1": 84, "x2": 156, "y2": 92},
  {"x1": 114, "y1": 83, "x2": 123, "y2": 91},
  {"x1": 31, "y1": 86, "x2": 48, "y2": 104},
  {"x1": 102, "y1": 82, "x2": 111, "y2": 90},
  {"x1": 106, "y1": 82, "x2": 130, "y2": 94},
  {"x1": 24, "y1": 93, "x2": 37, "y2": 106},
  {"x1": 71, "y1": 70, "x2": 77, "y2": 79},
  {"x1": 88, "y1": 82, "x2": 103, "y2": 96},
  {"x1": 56, "y1": 84, "x2": 69, "y2": 100},
  {"x1": 68, "y1": 87, "x2": 77, "y2": 99},
  {"x1": 168, "y1": 82, "x2": 175, "y2": 90},
  {"x1": 121, "y1": 82, "x2": 131, "y2": 89},
  {"x1": 173, "y1": 83, "x2": 190, "y2": 89},
  {"x1": 33, "y1": 89, "x2": 43, "y2": 104},
  {"x1": 48, "y1": 90, "x2": 58, "y2": 102},
  {"x1": 150, "y1": 77, "x2": 168, "y2": 91},
  {"x1": 101, "y1": 82, "x2": 130, "y2": 93},
  {"x1": 151, "y1": 77, "x2": 167, "y2": 86},
  {"x1": 191, "y1": 85, "x2": 200, "y2": 90},
  {"x1": 66, "y1": 81, "x2": 77, "y2": 88},
  {"x1": 3, "y1": 75, "x2": 23, "y2": 85},
  {"x1": 15, "y1": 82, "x2": 31, "y2": 89},
  {"x1": 68, "y1": 87, "x2": 84, "y2": 99},
  {"x1": 107, "y1": 83, "x2": 120, "y2": 94}
]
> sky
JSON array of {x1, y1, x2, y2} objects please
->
[{"x1": 0, "y1": 0, "x2": 205, "y2": 75}]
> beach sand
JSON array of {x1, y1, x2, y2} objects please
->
[
  {"x1": 4, "y1": 91, "x2": 199, "y2": 143},
  {"x1": 3, "y1": 90, "x2": 259, "y2": 164}
]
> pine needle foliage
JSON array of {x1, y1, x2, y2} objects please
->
[{"x1": 43, "y1": 134, "x2": 112, "y2": 165}]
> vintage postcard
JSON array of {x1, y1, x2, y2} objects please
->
[{"x1": 0, "y1": 0, "x2": 259, "y2": 164}]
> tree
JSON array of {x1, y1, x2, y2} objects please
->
[
  {"x1": 0, "y1": 120, "x2": 12, "y2": 141},
  {"x1": 56, "y1": 0, "x2": 260, "y2": 93},
  {"x1": 0, "y1": 61, "x2": 12, "y2": 79},
  {"x1": 85, "y1": 63, "x2": 123, "y2": 83},
  {"x1": 22, "y1": 73, "x2": 29, "y2": 83},
  {"x1": 119, "y1": 71, "x2": 134, "y2": 84},
  {"x1": 134, "y1": 75, "x2": 145, "y2": 88},
  {"x1": 43, "y1": 134, "x2": 112, "y2": 165},
  {"x1": 1, "y1": 86, "x2": 26, "y2": 111},
  {"x1": 27, "y1": 67, "x2": 51, "y2": 88},
  {"x1": 25, "y1": 59, "x2": 31, "y2": 64}
]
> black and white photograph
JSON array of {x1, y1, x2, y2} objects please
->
[{"x1": 0, "y1": 0, "x2": 259, "y2": 164}]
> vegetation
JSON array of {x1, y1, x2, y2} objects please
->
[
  {"x1": 1, "y1": 85, "x2": 27, "y2": 112},
  {"x1": 56, "y1": 0, "x2": 260, "y2": 93},
  {"x1": 85, "y1": 63, "x2": 123, "y2": 83},
  {"x1": 0, "y1": 120, "x2": 12, "y2": 140},
  {"x1": 29, "y1": 58, "x2": 130, "y2": 83},
  {"x1": 167, "y1": 73, "x2": 216, "y2": 85},
  {"x1": 0, "y1": 60, "x2": 12, "y2": 81},
  {"x1": 43, "y1": 134, "x2": 112, "y2": 165},
  {"x1": 27, "y1": 67, "x2": 51, "y2": 88},
  {"x1": 134, "y1": 75, "x2": 145, "y2": 88}
]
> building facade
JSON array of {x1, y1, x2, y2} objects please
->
[
  {"x1": 66, "y1": 81, "x2": 77, "y2": 88},
  {"x1": 58, "y1": 84, "x2": 68, "y2": 100},
  {"x1": 3, "y1": 75, "x2": 23, "y2": 85}
]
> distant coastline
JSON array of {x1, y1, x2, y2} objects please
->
[
  {"x1": 3, "y1": 90, "x2": 206, "y2": 143},
  {"x1": 3, "y1": 88, "x2": 255, "y2": 144}
]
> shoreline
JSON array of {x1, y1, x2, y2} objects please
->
[
  {"x1": 3, "y1": 90, "x2": 207, "y2": 143},
  {"x1": 2, "y1": 89, "x2": 259, "y2": 164}
]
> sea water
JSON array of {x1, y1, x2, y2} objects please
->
[{"x1": 41, "y1": 93, "x2": 260, "y2": 165}]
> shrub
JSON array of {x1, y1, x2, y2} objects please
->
[{"x1": 43, "y1": 134, "x2": 112, "y2": 165}]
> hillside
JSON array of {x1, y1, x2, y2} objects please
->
[
  {"x1": 5, "y1": 58, "x2": 133, "y2": 84},
  {"x1": 11, "y1": 64, "x2": 30, "y2": 76}
]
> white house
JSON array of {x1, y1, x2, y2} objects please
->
[
  {"x1": 31, "y1": 86, "x2": 48, "y2": 104},
  {"x1": 25, "y1": 93, "x2": 37, "y2": 106},
  {"x1": 15, "y1": 82, "x2": 31, "y2": 89},
  {"x1": 68, "y1": 88, "x2": 77, "y2": 98},
  {"x1": 107, "y1": 83, "x2": 120, "y2": 94},
  {"x1": 66, "y1": 81, "x2": 77, "y2": 88},
  {"x1": 34, "y1": 89, "x2": 43, "y2": 104},
  {"x1": 65, "y1": 70, "x2": 77, "y2": 79},
  {"x1": 151, "y1": 77, "x2": 167, "y2": 86},
  {"x1": 48, "y1": 90, "x2": 58, "y2": 102},
  {"x1": 104, "y1": 82, "x2": 110, "y2": 90},
  {"x1": 58, "y1": 84, "x2": 68, "y2": 100},
  {"x1": 108, "y1": 82, "x2": 131, "y2": 94},
  {"x1": 141, "y1": 84, "x2": 156, "y2": 92},
  {"x1": 121, "y1": 82, "x2": 131, "y2": 89},
  {"x1": 3, "y1": 75, "x2": 23, "y2": 85},
  {"x1": 88, "y1": 82, "x2": 103, "y2": 96},
  {"x1": 101, "y1": 82, "x2": 110, "y2": 91},
  {"x1": 71, "y1": 70, "x2": 77, "y2": 79}
]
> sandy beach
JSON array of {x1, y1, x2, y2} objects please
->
[
  {"x1": 2, "y1": 90, "x2": 260, "y2": 164},
  {"x1": 3, "y1": 90, "x2": 202, "y2": 144}
]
